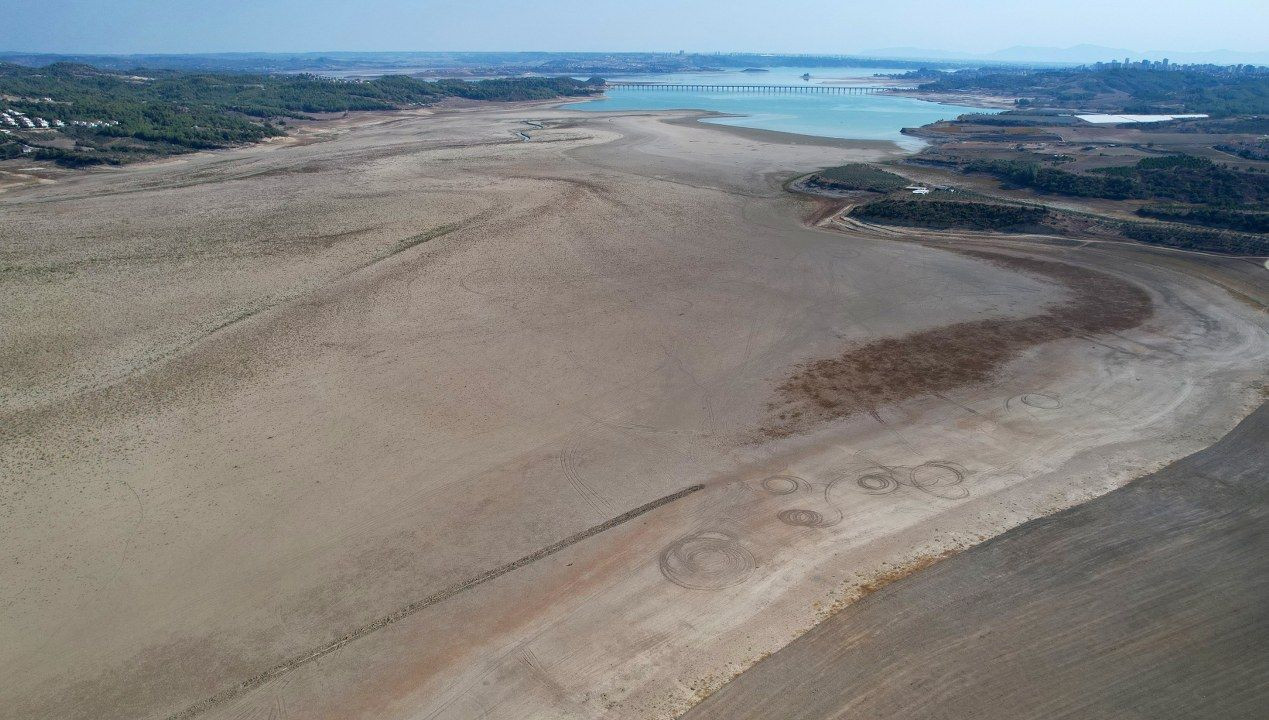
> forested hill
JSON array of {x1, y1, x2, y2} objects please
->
[
  {"x1": 0, "y1": 62, "x2": 603, "y2": 166},
  {"x1": 902, "y1": 66, "x2": 1269, "y2": 115}
]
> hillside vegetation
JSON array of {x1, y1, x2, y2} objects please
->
[
  {"x1": 851, "y1": 199, "x2": 1048, "y2": 230},
  {"x1": 1118, "y1": 220, "x2": 1269, "y2": 255},
  {"x1": 1136, "y1": 204, "x2": 1269, "y2": 234},
  {"x1": 964, "y1": 154, "x2": 1269, "y2": 205},
  {"x1": 0, "y1": 62, "x2": 603, "y2": 165},
  {"x1": 907, "y1": 66, "x2": 1269, "y2": 115},
  {"x1": 806, "y1": 163, "x2": 910, "y2": 192}
]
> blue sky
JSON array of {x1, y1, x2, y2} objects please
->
[{"x1": 3, "y1": 0, "x2": 1267, "y2": 55}]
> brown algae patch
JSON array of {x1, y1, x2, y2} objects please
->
[{"x1": 764, "y1": 250, "x2": 1152, "y2": 436}]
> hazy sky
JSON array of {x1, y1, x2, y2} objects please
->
[{"x1": 3, "y1": 0, "x2": 1267, "y2": 55}]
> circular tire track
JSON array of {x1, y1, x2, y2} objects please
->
[
  {"x1": 761, "y1": 475, "x2": 807, "y2": 496},
  {"x1": 851, "y1": 463, "x2": 971, "y2": 500},
  {"x1": 855, "y1": 469, "x2": 901, "y2": 495},
  {"x1": 777, "y1": 509, "x2": 826, "y2": 527},
  {"x1": 659, "y1": 530, "x2": 756, "y2": 590},
  {"x1": 909, "y1": 461, "x2": 969, "y2": 500},
  {"x1": 1007, "y1": 391, "x2": 1062, "y2": 411},
  {"x1": 1021, "y1": 392, "x2": 1062, "y2": 410}
]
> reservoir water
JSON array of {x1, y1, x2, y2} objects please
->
[{"x1": 563, "y1": 66, "x2": 997, "y2": 149}]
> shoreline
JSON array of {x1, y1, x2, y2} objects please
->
[
  {"x1": 659, "y1": 110, "x2": 908, "y2": 153},
  {"x1": 883, "y1": 88, "x2": 1019, "y2": 109},
  {"x1": 564, "y1": 105, "x2": 917, "y2": 153},
  {"x1": 559, "y1": 87, "x2": 1009, "y2": 151},
  {"x1": 2, "y1": 87, "x2": 988, "y2": 189}
]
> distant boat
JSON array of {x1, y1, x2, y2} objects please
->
[
  {"x1": 801, "y1": 73, "x2": 812, "y2": 81},
  {"x1": 740, "y1": 68, "x2": 770, "y2": 73}
]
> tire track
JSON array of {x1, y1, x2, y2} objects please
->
[
  {"x1": 559, "y1": 425, "x2": 618, "y2": 517},
  {"x1": 517, "y1": 646, "x2": 568, "y2": 700},
  {"x1": 165, "y1": 483, "x2": 703, "y2": 720}
]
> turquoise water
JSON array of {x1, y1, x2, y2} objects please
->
[{"x1": 563, "y1": 67, "x2": 995, "y2": 150}]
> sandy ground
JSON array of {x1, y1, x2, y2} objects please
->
[
  {"x1": 685, "y1": 401, "x2": 1269, "y2": 720},
  {"x1": 1, "y1": 103, "x2": 1265, "y2": 720}
]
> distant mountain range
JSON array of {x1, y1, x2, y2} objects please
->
[
  {"x1": 862, "y1": 44, "x2": 1269, "y2": 66},
  {"x1": 2, "y1": 48, "x2": 1264, "y2": 76}
]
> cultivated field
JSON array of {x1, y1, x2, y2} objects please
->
[{"x1": 1, "y1": 103, "x2": 1265, "y2": 720}]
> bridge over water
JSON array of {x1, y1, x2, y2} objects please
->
[{"x1": 605, "y1": 82, "x2": 901, "y2": 95}]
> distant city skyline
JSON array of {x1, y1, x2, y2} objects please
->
[{"x1": 4, "y1": 1, "x2": 1267, "y2": 59}]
